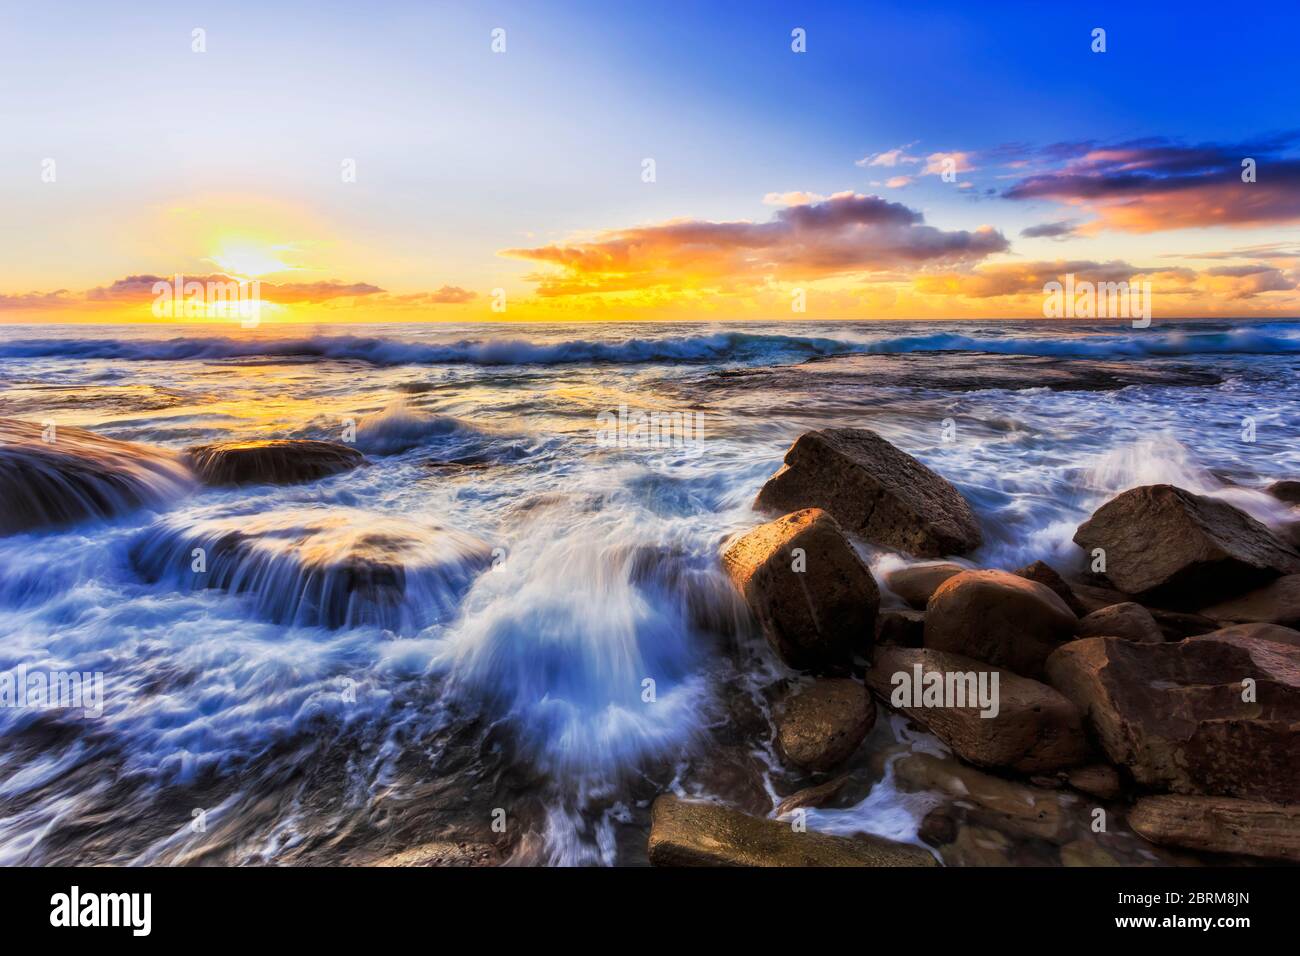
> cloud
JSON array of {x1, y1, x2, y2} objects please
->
[
  {"x1": 386, "y1": 285, "x2": 478, "y2": 305},
  {"x1": 0, "y1": 289, "x2": 76, "y2": 310},
  {"x1": 856, "y1": 144, "x2": 919, "y2": 168},
  {"x1": 915, "y1": 259, "x2": 1293, "y2": 301},
  {"x1": 1020, "y1": 220, "x2": 1080, "y2": 240},
  {"x1": 1001, "y1": 134, "x2": 1300, "y2": 232},
  {"x1": 884, "y1": 176, "x2": 913, "y2": 189},
  {"x1": 922, "y1": 151, "x2": 976, "y2": 177},
  {"x1": 762, "y1": 191, "x2": 826, "y2": 206},
  {"x1": 501, "y1": 191, "x2": 1009, "y2": 296}
]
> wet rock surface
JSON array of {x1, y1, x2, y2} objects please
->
[
  {"x1": 1073, "y1": 484, "x2": 1300, "y2": 606},
  {"x1": 186, "y1": 439, "x2": 365, "y2": 486},
  {"x1": 775, "y1": 679, "x2": 875, "y2": 772},
  {"x1": 0, "y1": 418, "x2": 193, "y2": 535},
  {"x1": 721, "y1": 508, "x2": 879, "y2": 670},
  {"x1": 924, "y1": 569, "x2": 1078, "y2": 679},
  {"x1": 1129, "y1": 794, "x2": 1300, "y2": 863},
  {"x1": 647, "y1": 794, "x2": 936, "y2": 867},
  {"x1": 753, "y1": 428, "x2": 981, "y2": 557}
]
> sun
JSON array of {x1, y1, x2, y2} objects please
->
[{"x1": 208, "y1": 241, "x2": 296, "y2": 278}]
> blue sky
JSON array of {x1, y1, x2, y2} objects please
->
[{"x1": 2, "y1": 0, "x2": 1298, "y2": 320}]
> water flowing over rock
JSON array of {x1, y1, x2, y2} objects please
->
[
  {"x1": 647, "y1": 795, "x2": 936, "y2": 867},
  {"x1": 753, "y1": 428, "x2": 982, "y2": 557},
  {"x1": 1073, "y1": 484, "x2": 1300, "y2": 606},
  {"x1": 1045, "y1": 632, "x2": 1300, "y2": 803},
  {"x1": 130, "y1": 507, "x2": 492, "y2": 631},
  {"x1": 924, "y1": 569, "x2": 1077, "y2": 679},
  {"x1": 721, "y1": 508, "x2": 879, "y2": 671},
  {"x1": 867, "y1": 646, "x2": 1090, "y2": 772},
  {"x1": 0, "y1": 418, "x2": 193, "y2": 535},
  {"x1": 186, "y1": 439, "x2": 364, "y2": 486}
]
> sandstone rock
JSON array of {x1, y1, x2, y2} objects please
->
[
  {"x1": 1070, "y1": 581, "x2": 1131, "y2": 614},
  {"x1": 186, "y1": 439, "x2": 364, "y2": 486},
  {"x1": 875, "y1": 609, "x2": 924, "y2": 647},
  {"x1": 1014, "y1": 560, "x2": 1088, "y2": 615},
  {"x1": 0, "y1": 418, "x2": 192, "y2": 535},
  {"x1": 940, "y1": 826, "x2": 1015, "y2": 867},
  {"x1": 371, "y1": 841, "x2": 504, "y2": 867},
  {"x1": 924, "y1": 569, "x2": 1077, "y2": 678},
  {"x1": 1072, "y1": 484, "x2": 1300, "y2": 606},
  {"x1": 1199, "y1": 573, "x2": 1300, "y2": 628},
  {"x1": 775, "y1": 679, "x2": 875, "y2": 772},
  {"x1": 891, "y1": 753, "x2": 1069, "y2": 842},
  {"x1": 753, "y1": 428, "x2": 981, "y2": 557},
  {"x1": 1045, "y1": 633, "x2": 1300, "y2": 803},
  {"x1": 647, "y1": 795, "x2": 936, "y2": 867},
  {"x1": 1147, "y1": 607, "x2": 1219, "y2": 641},
  {"x1": 1129, "y1": 794, "x2": 1300, "y2": 863},
  {"x1": 885, "y1": 562, "x2": 964, "y2": 609},
  {"x1": 1077, "y1": 602, "x2": 1163, "y2": 643},
  {"x1": 866, "y1": 646, "x2": 1089, "y2": 772},
  {"x1": 721, "y1": 509, "x2": 879, "y2": 671},
  {"x1": 1059, "y1": 840, "x2": 1122, "y2": 867},
  {"x1": 774, "y1": 775, "x2": 852, "y2": 817},
  {"x1": 1066, "y1": 764, "x2": 1123, "y2": 801},
  {"x1": 1194, "y1": 622, "x2": 1300, "y2": 649},
  {"x1": 1267, "y1": 479, "x2": 1300, "y2": 505}
]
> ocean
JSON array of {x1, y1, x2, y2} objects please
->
[{"x1": 1, "y1": 318, "x2": 1298, "y2": 865}]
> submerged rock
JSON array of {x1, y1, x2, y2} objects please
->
[
  {"x1": 130, "y1": 507, "x2": 492, "y2": 631},
  {"x1": 775, "y1": 679, "x2": 875, "y2": 772},
  {"x1": 0, "y1": 418, "x2": 193, "y2": 535},
  {"x1": 1129, "y1": 794, "x2": 1300, "y2": 863},
  {"x1": 647, "y1": 795, "x2": 936, "y2": 867},
  {"x1": 186, "y1": 439, "x2": 364, "y2": 486},
  {"x1": 753, "y1": 428, "x2": 981, "y2": 557},
  {"x1": 924, "y1": 569, "x2": 1077, "y2": 679},
  {"x1": 1072, "y1": 484, "x2": 1300, "y2": 606},
  {"x1": 1065, "y1": 764, "x2": 1123, "y2": 801},
  {"x1": 867, "y1": 646, "x2": 1089, "y2": 772},
  {"x1": 721, "y1": 508, "x2": 879, "y2": 671},
  {"x1": 1076, "y1": 602, "x2": 1164, "y2": 643},
  {"x1": 1045, "y1": 632, "x2": 1300, "y2": 803},
  {"x1": 1199, "y1": 573, "x2": 1300, "y2": 628}
]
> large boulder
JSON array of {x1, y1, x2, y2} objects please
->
[
  {"x1": 647, "y1": 795, "x2": 936, "y2": 867},
  {"x1": 1129, "y1": 795, "x2": 1300, "y2": 863},
  {"x1": 186, "y1": 439, "x2": 364, "y2": 486},
  {"x1": 1045, "y1": 632, "x2": 1300, "y2": 803},
  {"x1": 0, "y1": 418, "x2": 193, "y2": 535},
  {"x1": 130, "y1": 506, "x2": 492, "y2": 631},
  {"x1": 721, "y1": 509, "x2": 879, "y2": 671},
  {"x1": 775, "y1": 679, "x2": 875, "y2": 772},
  {"x1": 866, "y1": 646, "x2": 1090, "y2": 772},
  {"x1": 924, "y1": 569, "x2": 1077, "y2": 679},
  {"x1": 884, "y1": 562, "x2": 964, "y2": 609},
  {"x1": 1073, "y1": 484, "x2": 1300, "y2": 606},
  {"x1": 1199, "y1": 574, "x2": 1300, "y2": 628},
  {"x1": 753, "y1": 428, "x2": 981, "y2": 557},
  {"x1": 1076, "y1": 602, "x2": 1163, "y2": 643}
]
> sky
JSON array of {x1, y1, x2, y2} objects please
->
[{"x1": 2, "y1": 0, "x2": 1299, "y2": 323}]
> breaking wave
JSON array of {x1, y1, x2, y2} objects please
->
[{"x1": 5, "y1": 322, "x2": 1298, "y2": 368}]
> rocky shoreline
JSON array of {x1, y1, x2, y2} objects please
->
[
  {"x1": 676, "y1": 425, "x2": 1300, "y2": 866},
  {"x1": 4, "y1": 414, "x2": 1299, "y2": 866}
]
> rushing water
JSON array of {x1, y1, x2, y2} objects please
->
[{"x1": 1, "y1": 319, "x2": 1298, "y2": 866}]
